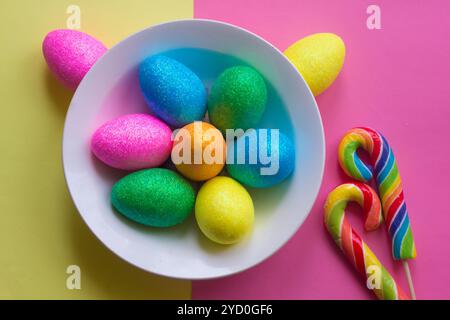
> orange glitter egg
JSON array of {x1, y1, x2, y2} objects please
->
[{"x1": 172, "y1": 121, "x2": 226, "y2": 181}]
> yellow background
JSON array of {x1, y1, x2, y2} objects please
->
[{"x1": 0, "y1": 0, "x2": 192, "y2": 299}]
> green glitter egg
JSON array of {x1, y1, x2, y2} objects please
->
[
  {"x1": 208, "y1": 66, "x2": 267, "y2": 132},
  {"x1": 111, "y1": 168, "x2": 195, "y2": 227}
]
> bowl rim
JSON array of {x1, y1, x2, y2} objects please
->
[{"x1": 62, "y1": 18, "x2": 325, "y2": 280}]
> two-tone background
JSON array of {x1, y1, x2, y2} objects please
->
[{"x1": 1, "y1": 0, "x2": 449, "y2": 299}]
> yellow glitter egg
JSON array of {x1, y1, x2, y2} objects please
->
[
  {"x1": 173, "y1": 121, "x2": 226, "y2": 181},
  {"x1": 284, "y1": 33, "x2": 345, "y2": 96},
  {"x1": 195, "y1": 176, "x2": 254, "y2": 244}
]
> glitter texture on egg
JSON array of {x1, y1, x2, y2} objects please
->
[
  {"x1": 42, "y1": 29, "x2": 107, "y2": 90},
  {"x1": 284, "y1": 33, "x2": 345, "y2": 96},
  {"x1": 111, "y1": 168, "x2": 196, "y2": 227},
  {"x1": 173, "y1": 121, "x2": 226, "y2": 181},
  {"x1": 139, "y1": 55, "x2": 207, "y2": 127},
  {"x1": 195, "y1": 176, "x2": 254, "y2": 244},
  {"x1": 208, "y1": 66, "x2": 267, "y2": 132},
  {"x1": 227, "y1": 129, "x2": 295, "y2": 188},
  {"x1": 91, "y1": 114, "x2": 173, "y2": 171}
]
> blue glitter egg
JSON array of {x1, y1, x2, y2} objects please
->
[
  {"x1": 139, "y1": 55, "x2": 207, "y2": 127},
  {"x1": 226, "y1": 129, "x2": 295, "y2": 188}
]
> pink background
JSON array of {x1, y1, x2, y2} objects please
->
[{"x1": 193, "y1": 0, "x2": 450, "y2": 299}]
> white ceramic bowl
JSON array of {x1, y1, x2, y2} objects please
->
[{"x1": 63, "y1": 19, "x2": 324, "y2": 279}]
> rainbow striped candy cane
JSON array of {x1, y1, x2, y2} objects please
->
[
  {"x1": 324, "y1": 182, "x2": 410, "y2": 300},
  {"x1": 338, "y1": 127, "x2": 416, "y2": 298}
]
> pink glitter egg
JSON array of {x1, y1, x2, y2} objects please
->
[
  {"x1": 43, "y1": 29, "x2": 107, "y2": 90},
  {"x1": 91, "y1": 114, "x2": 173, "y2": 171}
]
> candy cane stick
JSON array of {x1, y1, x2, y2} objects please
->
[
  {"x1": 338, "y1": 127, "x2": 416, "y2": 299},
  {"x1": 324, "y1": 182, "x2": 410, "y2": 300}
]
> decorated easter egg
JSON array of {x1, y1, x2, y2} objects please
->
[
  {"x1": 91, "y1": 114, "x2": 172, "y2": 171},
  {"x1": 284, "y1": 33, "x2": 345, "y2": 96},
  {"x1": 208, "y1": 66, "x2": 267, "y2": 132},
  {"x1": 42, "y1": 29, "x2": 107, "y2": 90},
  {"x1": 227, "y1": 129, "x2": 295, "y2": 188},
  {"x1": 139, "y1": 55, "x2": 207, "y2": 127},
  {"x1": 172, "y1": 121, "x2": 226, "y2": 181},
  {"x1": 195, "y1": 176, "x2": 254, "y2": 244},
  {"x1": 111, "y1": 168, "x2": 195, "y2": 227}
]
